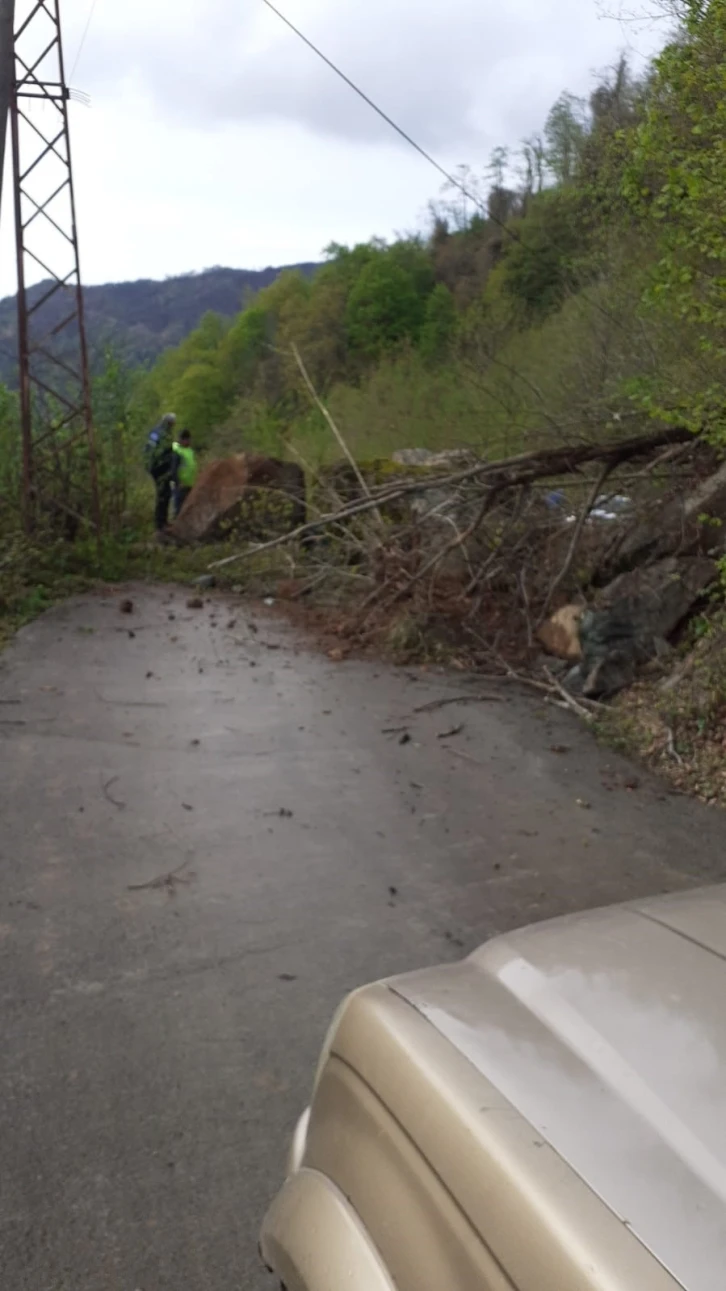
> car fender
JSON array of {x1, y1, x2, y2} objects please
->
[{"x1": 260, "y1": 1167, "x2": 396, "y2": 1291}]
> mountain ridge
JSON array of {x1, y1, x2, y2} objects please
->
[{"x1": 0, "y1": 262, "x2": 320, "y2": 386}]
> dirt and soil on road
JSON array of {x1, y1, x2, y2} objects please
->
[{"x1": 1, "y1": 583, "x2": 725, "y2": 1290}]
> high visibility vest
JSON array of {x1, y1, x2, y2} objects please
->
[{"x1": 173, "y1": 443, "x2": 198, "y2": 488}]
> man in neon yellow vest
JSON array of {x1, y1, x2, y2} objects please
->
[{"x1": 171, "y1": 429, "x2": 198, "y2": 518}]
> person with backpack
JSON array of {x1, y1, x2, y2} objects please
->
[
  {"x1": 170, "y1": 429, "x2": 198, "y2": 518},
  {"x1": 144, "y1": 413, "x2": 177, "y2": 535}
]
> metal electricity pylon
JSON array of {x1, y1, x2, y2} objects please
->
[{"x1": 5, "y1": 0, "x2": 99, "y2": 536}]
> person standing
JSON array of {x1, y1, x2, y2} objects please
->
[
  {"x1": 171, "y1": 429, "x2": 198, "y2": 518},
  {"x1": 144, "y1": 413, "x2": 177, "y2": 535}
]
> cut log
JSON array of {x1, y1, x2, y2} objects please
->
[
  {"x1": 538, "y1": 605, "x2": 584, "y2": 661},
  {"x1": 170, "y1": 454, "x2": 306, "y2": 545}
]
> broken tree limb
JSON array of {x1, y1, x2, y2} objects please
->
[
  {"x1": 412, "y1": 693, "x2": 502, "y2": 713},
  {"x1": 292, "y1": 343, "x2": 383, "y2": 529},
  {"x1": 208, "y1": 425, "x2": 695, "y2": 570},
  {"x1": 541, "y1": 460, "x2": 612, "y2": 619}
]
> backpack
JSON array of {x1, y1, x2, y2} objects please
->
[{"x1": 144, "y1": 424, "x2": 173, "y2": 478}]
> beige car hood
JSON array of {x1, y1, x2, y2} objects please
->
[{"x1": 389, "y1": 885, "x2": 726, "y2": 1291}]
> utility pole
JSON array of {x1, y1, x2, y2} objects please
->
[
  {"x1": 7, "y1": 0, "x2": 100, "y2": 536},
  {"x1": 0, "y1": 0, "x2": 14, "y2": 225}
]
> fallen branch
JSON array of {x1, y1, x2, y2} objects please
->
[
  {"x1": 101, "y1": 775, "x2": 126, "y2": 810},
  {"x1": 128, "y1": 861, "x2": 193, "y2": 893},
  {"x1": 356, "y1": 485, "x2": 503, "y2": 622},
  {"x1": 541, "y1": 460, "x2": 612, "y2": 619},
  {"x1": 208, "y1": 425, "x2": 694, "y2": 570},
  {"x1": 444, "y1": 746, "x2": 486, "y2": 768},
  {"x1": 542, "y1": 667, "x2": 596, "y2": 723},
  {"x1": 412, "y1": 693, "x2": 502, "y2": 713},
  {"x1": 665, "y1": 726, "x2": 684, "y2": 766},
  {"x1": 292, "y1": 343, "x2": 383, "y2": 529}
]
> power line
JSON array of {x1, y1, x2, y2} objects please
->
[
  {"x1": 260, "y1": 0, "x2": 656, "y2": 342},
  {"x1": 69, "y1": 0, "x2": 101, "y2": 83},
  {"x1": 259, "y1": 0, "x2": 492, "y2": 223}
]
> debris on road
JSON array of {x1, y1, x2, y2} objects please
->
[
  {"x1": 446, "y1": 746, "x2": 485, "y2": 767},
  {"x1": 437, "y1": 723, "x2": 464, "y2": 740},
  {"x1": 101, "y1": 775, "x2": 126, "y2": 810},
  {"x1": 186, "y1": 597, "x2": 204, "y2": 610},
  {"x1": 128, "y1": 862, "x2": 194, "y2": 895},
  {"x1": 119, "y1": 599, "x2": 134, "y2": 615},
  {"x1": 413, "y1": 693, "x2": 502, "y2": 714}
]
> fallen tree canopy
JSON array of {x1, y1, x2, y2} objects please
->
[
  {"x1": 209, "y1": 425, "x2": 695, "y2": 568},
  {"x1": 199, "y1": 419, "x2": 726, "y2": 712}
]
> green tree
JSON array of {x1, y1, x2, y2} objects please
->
[
  {"x1": 169, "y1": 362, "x2": 232, "y2": 439},
  {"x1": 623, "y1": 0, "x2": 726, "y2": 433},
  {"x1": 219, "y1": 305, "x2": 269, "y2": 390},
  {"x1": 499, "y1": 190, "x2": 584, "y2": 318},
  {"x1": 545, "y1": 92, "x2": 588, "y2": 184},
  {"x1": 419, "y1": 284, "x2": 457, "y2": 364},
  {"x1": 386, "y1": 238, "x2": 436, "y2": 301},
  {"x1": 345, "y1": 257, "x2": 427, "y2": 359}
]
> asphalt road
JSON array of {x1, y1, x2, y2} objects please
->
[{"x1": 1, "y1": 584, "x2": 725, "y2": 1290}]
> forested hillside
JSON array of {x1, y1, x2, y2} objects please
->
[
  {"x1": 0, "y1": 262, "x2": 319, "y2": 387},
  {"x1": 126, "y1": 1, "x2": 725, "y2": 473}
]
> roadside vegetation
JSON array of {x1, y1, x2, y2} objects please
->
[{"x1": 2, "y1": 0, "x2": 726, "y2": 794}]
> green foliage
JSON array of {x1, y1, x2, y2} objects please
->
[
  {"x1": 623, "y1": 0, "x2": 726, "y2": 437},
  {"x1": 498, "y1": 190, "x2": 584, "y2": 318},
  {"x1": 419, "y1": 284, "x2": 458, "y2": 364},
  {"x1": 544, "y1": 92, "x2": 588, "y2": 184},
  {"x1": 345, "y1": 254, "x2": 428, "y2": 359},
  {"x1": 92, "y1": 349, "x2": 134, "y2": 524},
  {"x1": 169, "y1": 362, "x2": 232, "y2": 440},
  {"x1": 0, "y1": 383, "x2": 20, "y2": 500}
]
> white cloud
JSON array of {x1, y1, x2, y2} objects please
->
[{"x1": 0, "y1": 0, "x2": 666, "y2": 294}]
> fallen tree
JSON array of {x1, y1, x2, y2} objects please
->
[{"x1": 208, "y1": 425, "x2": 694, "y2": 569}]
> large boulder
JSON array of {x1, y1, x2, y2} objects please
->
[
  {"x1": 169, "y1": 454, "x2": 306, "y2": 545},
  {"x1": 567, "y1": 556, "x2": 717, "y2": 697}
]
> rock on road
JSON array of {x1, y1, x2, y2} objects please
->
[{"x1": 1, "y1": 584, "x2": 724, "y2": 1290}]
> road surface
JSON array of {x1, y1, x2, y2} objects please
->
[{"x1": 1, "y1": 584, "x2": 724, "y2": 1290}]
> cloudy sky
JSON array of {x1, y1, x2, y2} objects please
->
[{"x1": 0, "y1": 0, "x2": 667, "y2": 294}]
